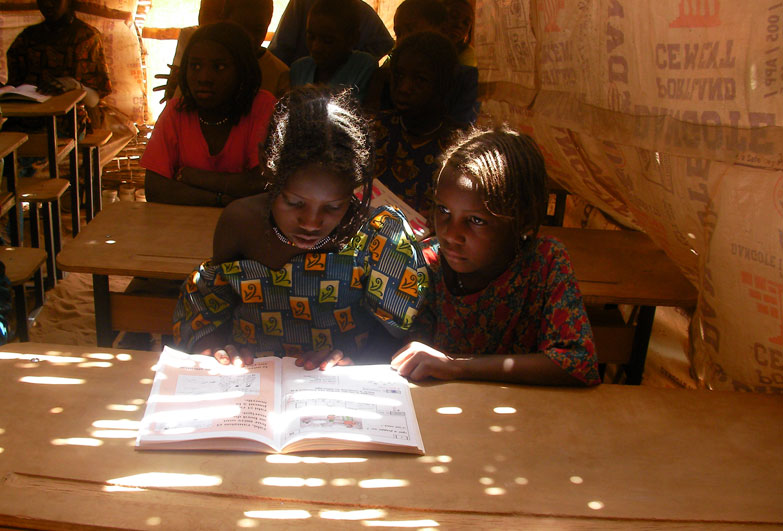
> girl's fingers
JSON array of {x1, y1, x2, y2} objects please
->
[
  {"x1": 213, "y1": 348, "x2": 231, "y2": 365},
  {"x1": 320, "y1": 350, "x2": 344, "y2": 370}
]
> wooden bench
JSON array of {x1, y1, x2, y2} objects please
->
[
  {"x1": 0, "y1": 246, "x2": 46, "y2": 341},
  {"x1": 18, "y1": 178, "x2": 71, "y2": 289},
  {"x1": 79, "y1": 128, "x2": 112, "y2": 223}
]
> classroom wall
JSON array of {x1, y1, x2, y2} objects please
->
[
  {"x1": 475, "y1": 0, "x2": 783, "y2": 392},
  {"x1": 0, "y1": 0, "x2": 146, "y2": 124}
]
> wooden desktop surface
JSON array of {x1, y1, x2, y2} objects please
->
[
  {"x1": 57, "y1": 201, "x2": 221, "y2": 279},
  {"x1": 0, "y1": 343, "x2": 780, "y2": 529},
  {"x1": 0, "y1": 89, "x2": 85, "y2": 118},
  {"x1": 57, "y1": 202, "x2": 695, "y2": 307}
]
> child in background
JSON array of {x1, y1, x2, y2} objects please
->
[
  {"x1": 289, "y1": 0, "x2": 377, "y2": 104},
  {"x1": 373, "y1": 31, "x2": 462, "y2": 219},
  {"x1": 392, "y1": 127, "x2": 600, "y2": 386},
  {"x1": 366, "y1": 0, "x2": 479, "y2": 126},
  {"x1": 142, "y1": 22, "x2": 276, "y2": 206},
  {"x1": 269, "y1": 0, "x2": 393, "y2": 66},
  {"x1": 441, "y1": 0, "x2": 476, "y2": 67},
  {"x1": 222, "y1": 0, "x2": 291, "y2": 98},
  {"x1": 174, "y1": 86, "x2": 429, "y2": 369},
  {"x1": 154, "y1": 0, "x2": 225, "y2": 102}
]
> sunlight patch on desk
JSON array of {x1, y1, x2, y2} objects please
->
[
  {"x1": 266, "y1": 455, "x2": 367, "y2": 464},
  {"x1": 77, "y1": 361, "x2": 113, "y2": 368},
  {"x1": 570, "y1": 475, "x2": 584, "y2": 484},
  {"x1": 237, "y1": 518, "x2": 260, "y2": 527},
  {"x1": 483, "y1": 465, "x2": 497, "y2": 473},
  {"x1": 493, "y1": 406, "x2": 516, "y2": 414},
  {"x1": 20, "y1": 376, "x2": 85, "y2": 385},
  {"x1": 140, "y1": 378, "x2": 153, "y2": 385},
  {"x1": 107, "y1": 404, "x2": 140, "y2": 412},
  {"x1": 435, "y1": 407, "x2": 462, "y2": 415},
  {"x1": 358, "y1": 478, "x2": 409, "y2": 489},
  {"x1": 261, "y1": 477, "x2": 326, "y2": 487},
  {"x1": 1, "y1": 351, "x2": 85, "y2": 363},
  {"x1": 105, "y1": 239, "x2": 116, "y2": 244},
  {"x1": 93, "y1": 419, "x2": 141, "y2": 430},
  {"x1": 116, "y1": 353, "x2": 132, "y2": 361},
  {"x1": 429, "y1": 465, "x2": 448, "y2": 474},
  {"x1": 51, "y1": 437, "x2": 104, "y2": 447},
  {"x1": 108, "y1": 472, "x2": 223, "y2": 488},
  {"x1": 416, "y1": 455, "x2": 452, "y2": 464},
  {"x1": 103, "y1": 485, "x2": 146, "y2": 492},
  {"x1": 479, "y1": 477, "x2": 494, "y2": 485},
  {"x1": 0, "y1": 428, "x2": 4, "y2": 434},
  {"x1": 515, "y1": 477, "x2": 529, "y2": 485},
  {"x1": 145, "y1": 516, "x2": 161, "y2": 526},
  {"x1": 86, "y1": 352, "x2": 115, "y2": 360},
  {"x1": 588, "y1": 500, "x2": 605, "y2": 510},
  {"x1": 320, "y1": 509, "x2": 386, "y2": 520},
  {"x1": 90, "y1": 429, "x2": 138, "y2": 438},
  {"x1": 331, "y1": 478, "x2": 357, "y2": 486},
  {"x1": 485, "y1": 487, "x2": 506, "y2": 495},
  {"x1": 244, "y1": 510, "x2": 311, "y2": 520},
  {"x1": 0, "y1": 448, "x2": 4, "y2": 454},
  {"x1": 489, "y1": 425, "x2": 503, "y2": 432},
  {"x1": 362, "y1": 519, "x2": 439, "y2": 527},
  {"x1": 130, "y1": 398, "x2": 147, "y2": 405}
]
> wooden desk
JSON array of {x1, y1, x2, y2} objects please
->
[
  {"x1": 542, "y1": 226, "x2": 697, "y2": 383},
  {"x1": 2, "y1": 90, "x2": 86, "y2": 237},
  {"x1": 0, "y1": 132, "x2": 28, "y2": 246},
  {"x1": 56, "y1": 201, "x2": 221, "y2": 346},
  {"x1": 0, "y1": 343, "x2": 780, "y2": 529}
]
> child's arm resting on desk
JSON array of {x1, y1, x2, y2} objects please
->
[{"x1": 391, "y1": 342, "x2": 592, "y2": 386}]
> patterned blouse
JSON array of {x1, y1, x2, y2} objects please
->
[
  {"x1": 418, "y1": 237, "x2": 601, "y2": 385},
  {"x1": 373, "y1": 110, "x2": 459, "y2": 218},
  {"x1": 174, "y1": 206, "x2": 429, "y2": 360}
]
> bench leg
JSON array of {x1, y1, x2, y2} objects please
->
[
  {"x1": 94, "y1": 274, "x2": 115, "y2": 347},
  {"x1": 625, "y1": 305, "x2": 656, "y2": 385},
  {"x1": 12, "y1": 285, "x2": 29, "y2": 342},
  {"x1": 82, "y1": 147, "x2": 95, "y2": 223},
  {"x1": 92, "y1": 147, "x2": 103, "y2": 217},
  {"x1": 69, "y1": 145, "x2": 80, "y2": 236}
]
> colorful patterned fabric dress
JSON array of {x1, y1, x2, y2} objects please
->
[
  {"x1": 174, "y1": 206, "x2": 429, "y2": 359},
  {"x1": 418, "y1": 236, "x2": 601, "y2": 385}
]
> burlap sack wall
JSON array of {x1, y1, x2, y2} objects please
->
[
  {"x1": 477, "y1": 0, "x2": 783, "y2": 392},
  {"x1": 0, "y1": 0, "x2": 145, "y2": 124}
]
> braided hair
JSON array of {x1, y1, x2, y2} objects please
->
[
  {"x1": 262, "y1": 85, "x2": 375, "y2": 246},
  {"x1": 438, "y1": 126, "x2": 549, "y2": 246}
]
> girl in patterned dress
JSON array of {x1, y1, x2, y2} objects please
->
[
  {"x1": 391, "y1": 127, "x2": 601, "y2": 386},
  {"x1": 174, "y1": 86, "x2": 429, "y2": 370}
]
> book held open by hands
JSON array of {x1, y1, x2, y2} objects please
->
[
  {"x1": 0, "y1": 84, "x2": 51, "y2": 103},
  {"x1": 136, "y1": 347, "x2": 425, "y2": 454}
]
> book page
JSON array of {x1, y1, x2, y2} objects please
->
[
  {"x1": 277, "y1": 358, "x2": 424, "y2": 452},
  {"x1": 136, "y1": 347, "x2": 281, "y2": 450},
  {"x1": 0, "y1": 84, "x2": 51, "y2": 102}
]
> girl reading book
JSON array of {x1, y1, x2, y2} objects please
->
[
  {"x1": 391, "y1": 127, "x2": 601, "y2": 386},
  {"x1": 174, "y1": 86, "x2": 428, "y2": 369}
]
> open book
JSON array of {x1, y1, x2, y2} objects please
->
[
  {"x1": 136, "y1": 347, "x2": 425, "y2": 454},
  {"x1": 0, "y1": 84, "x2": 51, "y2": 103}
]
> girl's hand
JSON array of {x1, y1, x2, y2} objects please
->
[
  {"x1": 391, "y1": 341, "x2": 463, "y2": 381},
  {"x1": 295, "y1": 349, "x2": 353, "y2": 370},
  {"x1": 205, "y1": 344, "x2": 255, "y2": 367}
]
